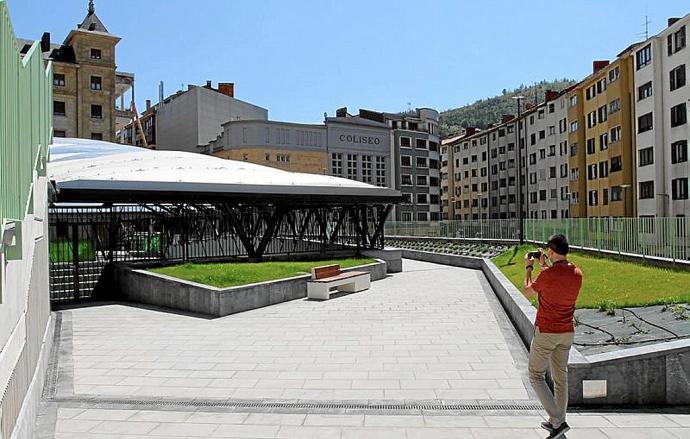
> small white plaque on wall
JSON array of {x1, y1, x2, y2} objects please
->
[{"x1": 583, "y1": 380, "x2": 607, "y2": 399}]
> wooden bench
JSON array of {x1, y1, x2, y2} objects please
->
[{"x1": 307, "y1": 264, "x2": 371, "y2": 300}]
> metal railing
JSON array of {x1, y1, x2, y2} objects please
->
[
  {"x1": 0, "y1": 0, "x2": 53, "y2": 244},
  {"x1": 386, "y1": 217, "x2": 690, "y2": 261}
]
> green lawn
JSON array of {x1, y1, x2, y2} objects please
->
[
  {"x1": 150, "y1": 258, "x2": 376, "y2": 288},
  {"x1": 492, "y1": 245, "x2": 690, "y2": 309}
]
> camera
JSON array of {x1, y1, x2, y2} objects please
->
[{"x1": 527, "y1": 250, "x2": 542, "y2": 259}]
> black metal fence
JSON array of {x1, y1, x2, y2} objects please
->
[{"x1": 49, "y1": 203, "x2": 391, "y2": 304}]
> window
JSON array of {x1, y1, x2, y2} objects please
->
[
  {"x1": 570, "y1": 121, "x2": 578, "y2": 132},
  {"x1": 638, "y1": 81, "x2": 653, "y2": 100},
  {"x1": 586, "y1": 138, "x2": 596, "y2": 154},
  {"x1": 90, "y1": 48, "x2": 102, "y2": 59},
  {"x1": 610, "y1": 156, "x2": 622, "y2": 172},
  {"x1": 636, "y1": 44, "x2": 652, "y2": 70},
  {"x1": 639, "y1": 147, "x2": 654, "y2": 166},
  {"x1": 416, "y1": 157, "x2": 428, "y2": 168},
  {"x1": 672, "y1": 178, "x2": 688, "y2": 200},
  {"x1": 375, "y1": 156, "x2": 386, "y2": 186},
  {"x1": 672, "y1": 140, "x2": 688, "y2": 164},
  {"x1": 638, "y1": 113, "x2": 653, "y2": 133},
  {"x1": 670, "y1": 65, "x2": 686, "y2": 91},
  {"x1": 549, "y1": 166, "x2": 557, "y2": 178},
  {"x1": 588, "y1": 190, "x2": 598, "y2": 206},
  {"x1": 402, "y1": 212, "x2": 412, "y2": 221},
  {"x1": 610, "y1": 126, "x2": 622, "y2": 142},
  {"x1": 91, "y1": 133, "x2": 103, "y2": 140},
  {"x1": 331, "y1": 153, "x2": 343, "y2": 176},
  {"x1": 417, "y1": 193, "x2": 428, "y2": 204},
  {"x1": 540, "y1": 190, "x2": 547, "y2": 201},
  {"x1": 600, "y1": 133, "x2": 608, "y2": 150},
  {"x1": 668, "y1": 25, "x2": 686, "y2": 55},
  {"x1": 586, "y1": 85, "x2": 596, "y2": 100},
  {"x1": 346, "y1": 154, "x2": 358, "y2": 180},
  {"x1": 671, "y1": 103, "x2": 687, "y2": 127},
  {"x1": 609, "y1": 66, "x2": 620, "y2": 83},
  {"x1": 400, "y1": 137, "x2": 411, "y2": 147},
  {"x1": 587, "y1": 111, "x2": 597, "y2": 128},
  {"x1": 429, "y1": 141, "x2": 438, "y2": 151},
  {"x1": 597, "y1": 78, "x2": 607, "y2": 94},
  {"x1": 416, "y1": 175, "x2": 428, "y2": 186},
  {"x1": 53, "y1": 73, "x2": 65, "y2": 87},
  {"x1": 639, "y1": 181, "x2": 654, "y2": 199},
  {"x1": 90, "y1": 76, "x2": 102, "y2": 90},
  {"x1": 361, "y1": 155, "x2": 373, "y2": 183},
  {"x1": 54, "y1": 130, "x2": 66, "y2": 137},
  {"x1": 587, "y1": 164, "x2": 598, "y2": 180},
  {"x1": 400, "y1": 175, "x2": 412, "y2": 186},
  {"x1": 401, "y1": 155, "x2": 412, "y2": 167},
  {"x1": 90, "y1": 104, "x2": 102, "y2": 119},
  {"x1": 277, "y1": 154, "x2": 290, "y2": 163},
  {"x1": 569, "y1": 95, "x2": 577, "y2": 107},
  {"x1": 611, "y1": 186, "x2": 622, "y2": 202},
  {"x1": 416, "y1": 138, "x2": 427, "y2": 149},
  {"x1": 608, "y1": 99, "x2": 620, "y2": 114},
  {"x1": 560, "y1": 163, "x2": 568, "y2": 178},
  {"x1": 599, "y1": 161, "x2": 609, "y2": 178},
  {"x1": 570, "y1": 143, "x2": 578, "y2": 157},
  {"x1": 598, "y1": 106, "x2": 608, "y2": 123},
  {"x1": 53, "y1": 100, "x2": 66, "y2": 116}
]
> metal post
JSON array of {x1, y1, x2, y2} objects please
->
[
  {"x1": 71, "y1": 224, "x2": 80, "y2": 301},
  {"x1": 513, "y1": 96, "x2": 525, "y2": 244}
]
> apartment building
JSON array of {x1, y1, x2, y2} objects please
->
[
  {"x1": 444, "y1": 92, "x2": 574, "y2": 221},
  {"x1": 634, "y1": 16, "x2": 689, "y2": 218},
  {"x1": 19, "y1": 1, "x2": 134, "y2": 142},
  {"x1": 525, "y1": 91, "x2": 571, "y2": 219},
  {"x1": 358, "y1": 108, "x2": 442, "y2": 222},
  {"x1": 444, "y1": 116, "x2": 518, "y2": 220},
  {"x1": 577, "y1": 54, "x2": 638, "y2": 218}
]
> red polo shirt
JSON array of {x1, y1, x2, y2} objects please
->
[{"x1": 532, "y1": 261, "x2": 583, "y2": 333}]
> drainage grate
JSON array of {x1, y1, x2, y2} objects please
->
[{"x1": 49, "y1": 395, "x2": 542, "y2": 413}]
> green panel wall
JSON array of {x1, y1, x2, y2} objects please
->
[{"x1": 0, "y1": 0, "x2": 52, "y2": 246}]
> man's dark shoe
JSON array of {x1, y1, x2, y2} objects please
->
[
  {"x1": 547, "y1": 422, "x2": 570, "y2": 438},
  {"x1": 540, "y1": 421, "x2": 555, "y2": 432}
]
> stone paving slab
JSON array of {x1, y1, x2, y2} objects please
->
[
  {"x1": 48, "y1": 406, "x2": 690, "y2": 438},
  {"x1": 37, "y1": 259, "x2": 690, "y2": 438},
  {"x1": 55, "y1": 260, "x2": 532, "y2": 402}
]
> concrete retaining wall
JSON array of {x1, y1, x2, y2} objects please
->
[
  {"x1": 113, "y1": 260, "x2": 387, "y2": 318},
  {"x1": 401, "y1": 249, "x2": 690, "y2": 407}
]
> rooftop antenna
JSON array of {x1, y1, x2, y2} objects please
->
[
  {"x1": 407, "y1": 102, "x2": 412, "y2": 112},
  {"x1": 637, "y1": 10, "x2": 651, "y2": 41}
]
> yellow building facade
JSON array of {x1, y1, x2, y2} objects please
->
[{"x1": 578, "y1": 52, "x2": 637, "y2": 218}]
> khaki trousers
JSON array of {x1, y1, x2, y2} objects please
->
[{"x1": 528, "y1": 328, "x2": 574, "y2": 427}]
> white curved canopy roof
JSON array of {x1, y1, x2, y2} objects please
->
[{"x1": 48, "y1": 139, "x2": 400, "y2": 203}]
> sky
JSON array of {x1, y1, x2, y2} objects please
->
[{"x1": 6, "y1": 0, "x2": 689, "y2": 124}]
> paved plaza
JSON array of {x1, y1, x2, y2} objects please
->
[{"x1": 37, "y1": 260, "x2": 690, "y2": 438}]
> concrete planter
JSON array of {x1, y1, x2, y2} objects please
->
[
  {"x1": 401, "y1": 249, "x2": 690, "y2": 407},
  {"x1": 113, "y1": 260, "x2": 387, "y2": 318}
]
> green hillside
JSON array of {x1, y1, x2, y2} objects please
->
[{"x1": 440, "y1": 79, "x2": 577, "y2": 138}]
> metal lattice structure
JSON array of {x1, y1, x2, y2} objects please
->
[{"x1": 49, "y1": 202, "x2": 392, "y2": 304}]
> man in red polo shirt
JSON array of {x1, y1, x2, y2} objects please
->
[{"x1": 523, "y1": 234, "x2": 582, "y2": 439}]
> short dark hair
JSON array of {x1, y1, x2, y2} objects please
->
[{"x1": 547, "y1": 234, "x2": 569, "y2": 255}]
